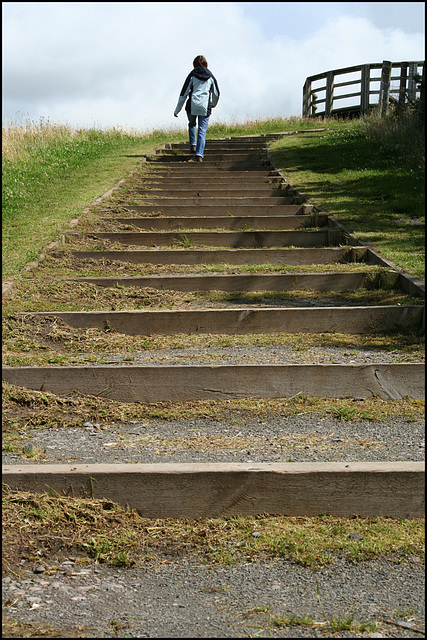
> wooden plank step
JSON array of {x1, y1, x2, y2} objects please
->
[
  {"x1": 141, "y1": 176, "x2": 282, "y2": 184},
  {"x1": 103, "y1": 215, "x2": 328, "y2": 231},
  {"x1": 65, "y1": 271, "x2": 386, "y2": 292},
  {"x1": 59, "y1": 247, "x2": 361, "y2": 265},
  {"x1": 121, "y1": 204, "x2": 311, "y2": 216},
  {"x1": 145, "y1": 168, "x2": 279, "y2": 176},
  {"x1": 170, "y1": 144, "x2": 269, "y2": 151},
  {"x1": 144, "y1": 168, "x2": 279, "y2": 177},
  {"x1": 158, "y1": 148, "x2": 268, "y2": 156},
  {"x1": 148, "y1": 161, "x2": 274, "y2": 168},
  {"x1": 147, "y1": 159, "x2": 271, "y2": 168},
  {"x1": 29, "y1": 306, "x2": 425, "y2": 335},
  {"x1": 154, "y1": 150, "x2": 266, "y2": 158},
  {"x1": 171, "y1": 140, "x2": 271, "y2": 146},
  {"x1": 134, "y1": 188, "x2": 286, "y2": 198},
  {"x1": 3, "y1": 461, "x2": 424, "y2": 518},
  {"x1": 147, "y1": 158, "x2": 268, "y2": 167},
  {"x1": 172, "y1": 135, "x2": 283, "y2": 145},
  {"x1": 2, "y1": 363, "x2": 424, "y2": 401},
  {"x1": 134, "y1": 196, "x2": 298, "y2": 205},
  {"x1": 68, "y1": 229, "x2": 342, "y2": 247},
  {"x1": 138, "y1": 177, "x2": 282, "y2": 186}
]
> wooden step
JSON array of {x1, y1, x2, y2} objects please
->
[
  {"x1": 3, "y1": 461, "x2": 424, "y2": 518},
  {"x1": 147, "y1": 155, "x2": 267, "y2": 166},
  {"x1": 68, "y1": 229, "x2": 342, "y2": 247},
  {"x1": 134, "y1": 188, "x2": 287, "y2": 198},
  {"x1": 121, "y1": 204, "x2": 311, "y2": 216},
  {"x1": 66, "y1": 271, "x2": 389, "y2": 292},
  {"x1": 102, "y1": 215, "x2": 328, "y2": 231},
  {"x1": 58, "y1": 246, "x2": 361, "y2": 265},
  {"x1": 28, "y1": 305, "x2": 425, "y2": 335},
  {"x1": 147, "y1": 158, "x2": 272, "y2": 168},
  {"x1": 144, "y1": 168, "x2": 279, "y2": 177},
  {"x1": 170, "y1": 141, "x2": 271, "y2": 148},
  {"x1": 2, "y1": 363, "x2": 424, "y2": 401},
  {"x1": 133, "y1": 196, "x2": 299, "y2": 206},
  {"x1": 158, "y1": 148, "x2": 267, "y2": 156},
  {"x1": 138, "y1": 177, "x2": 282, "y2": 186}
]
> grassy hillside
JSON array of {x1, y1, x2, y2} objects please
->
[{"x1": 269, "y1": 112, "x2": 425, "y2": 279}]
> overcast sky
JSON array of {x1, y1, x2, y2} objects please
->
[{"x1": 2, "y1": 2, "x2": 425, "y2": 132}]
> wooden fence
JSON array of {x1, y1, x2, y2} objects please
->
[{"x1": 302, "y1": 60, "x2": 424, "y2": 118}]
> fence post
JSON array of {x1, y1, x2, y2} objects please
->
[
  {"x1": 398, "y1": 64, "x2": 408, "y2": 114},
  {"x1": 408, "y1": 62, "x2": 418, "y2": 101},
  {"x1": 324, "y1": 71, "x2": 334, "y2": 117},
  {"x1": 418, "y1": 63, "x2": 425, "y2": 126},
  {"x1": 360, "y1": 64, "x2": 370, "y2": 114},
  {"x1": 379, "y1": 60, "x2": 392, "y2": 116},
  {"x1": 302, "y1": 78, "x2": 310, "y2": 117}
]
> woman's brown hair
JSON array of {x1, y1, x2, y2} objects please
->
[{"x1": 193, "y1": 55, "x2": 208, "y2": 68}]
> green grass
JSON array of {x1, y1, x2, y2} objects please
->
[
  {"x1": 2, "y1": 120, "x2": 188, "y2": 278},
  {"x1": 206, "y1": 114, "x2": 331, "y2": 138},
  {"x1": 270, "y1": 611, "x2": 378, "y2": 635},
  {"x1": 269, "y1": 111, "x2": 425, "y2": 279}
]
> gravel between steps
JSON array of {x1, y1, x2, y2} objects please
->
[
  {"x1": 74, "y1": 343, "x2": 423, "y2": 366},
  {"x1": 2, "y1": 414, "x2": 425, "y2": 466},
  {"x1": 3, "y1": 556, "x2": 425, "y2": 638}
]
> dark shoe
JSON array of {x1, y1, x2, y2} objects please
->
[
  {"x1": 190, "y1": 145, "x2": 196, "y2": 153},
  {"x1": 195, "y1": 155, "x2": 203, "y2": 162}
]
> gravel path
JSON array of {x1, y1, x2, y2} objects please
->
[
  {"x1": 3, "y1": 412, "x2": 424, "y2": 638},
  {"x1": 3, "y1": 556, "x2": 425, "y2": 637},
  {"x1": 74, "y1": 343, "x2": 423, "y2": 366},
  {"x1": 2, "y1": 414, "x2": 425, "y2": 466}
]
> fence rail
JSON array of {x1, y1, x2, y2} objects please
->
[{"x1": 302, "y1": 60, "x2": 424, "y2": 118}]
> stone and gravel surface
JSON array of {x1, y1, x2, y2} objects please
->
[
  {"x1": 73, "y1": 343, "x2": 423, "y2": 366},
  {"x1": 2, "y1": 556, "x2": 425, "y2": 638},
  {"x1": 2, "y1": 414, "x2": 425, "y2": 466}
]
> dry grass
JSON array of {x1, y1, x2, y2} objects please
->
[
  {"x1": 2, "y1": 309, "x2": 425, "y2": 369},
  {"x1": 2, "y1": 382, "x2": 425, "y2": 436},
  {"x1": 1, "y1": 118, "x2": 174, "y2": 162},
  {"x1": 2, "y1": 485, "x2": 424, "y2": 573},
  {"x1": 2, "y1": 119, "x2": 73, "y2": 162}
]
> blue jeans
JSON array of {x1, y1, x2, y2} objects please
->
[{"x1": 187, "y1": 114, "x2": 210, "y2": 158}]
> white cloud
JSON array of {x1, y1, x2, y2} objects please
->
[{"x1": 2, "y1": 2, "x2": 425, "y2": 131}]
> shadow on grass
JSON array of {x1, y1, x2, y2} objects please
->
[{"x1": 270, "y1": 130, "x2": 425, "y2": 277}]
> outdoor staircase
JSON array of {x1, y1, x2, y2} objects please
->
[{"x1": 3, "y1": 134, "x2": 425, "y2": 518}]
